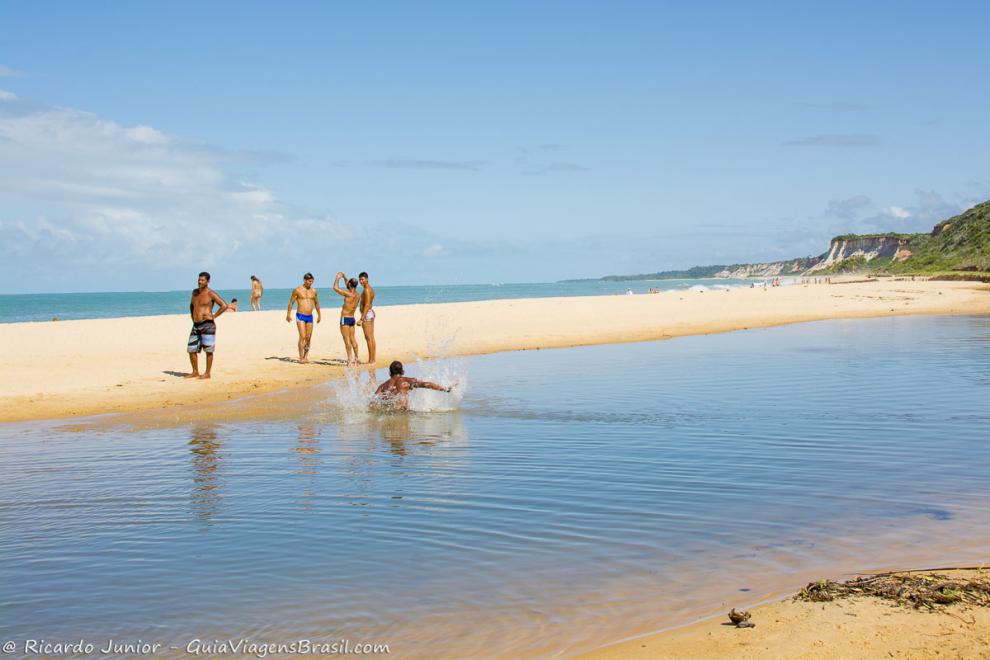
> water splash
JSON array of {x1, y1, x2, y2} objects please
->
[{"x1": 328, "y1": 357, "x2": 468, "y2": 416}]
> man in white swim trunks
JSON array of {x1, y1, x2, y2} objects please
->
[{"x1": 357, "y1": 271, "x2": 376, "y2": 365}]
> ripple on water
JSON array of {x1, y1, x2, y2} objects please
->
[{"x1": 2, "y1": 315, "x2": 990, "y2": 656}]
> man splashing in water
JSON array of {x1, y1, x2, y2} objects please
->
[{"x1": 371, "y1": 361, "x2": 452, "y2": 411}]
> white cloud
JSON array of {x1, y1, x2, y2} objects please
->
[
  {"x1": 0, "y1": 65, "x2": 23, "y2": 77},
  {"x1": 883, "y1": 206, "x2": 911, "y2": 219},
  {"x1": 0, "y1": 97, "x2": 351, "y2": 288},
  {"x1": 423, "y1": 243, "x2": 448, "y2": 257},
  {"x1": 0, "y1": 90, "x2": 17, "y2": 101}
]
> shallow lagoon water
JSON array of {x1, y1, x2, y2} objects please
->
[{"x1": 2, "y1": 315, "x2": 990, "y2": 657}]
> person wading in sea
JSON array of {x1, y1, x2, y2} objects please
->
[
  {"x1": 286, "y1": 273, "x2": 321, "y2": 363},
  {"x1": 186, "y1": 271, "x2": 228, "y2": 379}
]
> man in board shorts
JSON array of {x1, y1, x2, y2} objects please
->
[
  {"x1": 186, "y1": 271, "x2": 228, "y2": 379},
  {"x1": 286, "y1": 273, "x2": 321, "y2": 363},
  {"x1": 333, "y1": 271, "x2": 361, "y2": 366}
]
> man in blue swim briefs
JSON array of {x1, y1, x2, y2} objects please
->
[
  {"x1": 186, "y1": 271, "x2": 228, "y2": 379},
  {"x1": 333, "y1": 271, "x2": 361, "y2": 366},
  {"x1": 286, "y1": 272, "x2": 321, "y2": 363}
]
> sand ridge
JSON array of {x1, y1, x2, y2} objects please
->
[{"x1": 0, "y1": 279, "x2": 987, "y2": 422}]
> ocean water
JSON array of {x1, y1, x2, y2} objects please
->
[
  {"x1": 2, "y1": 315, "x2": 989, "y2": 657},
  {"x1": 0, "y1": 278, "x2": 761, "y2": 323}
]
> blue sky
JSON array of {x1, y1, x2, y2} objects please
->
[{"x1": 1, "y1": 1, "x2": 988, "y2": 292}]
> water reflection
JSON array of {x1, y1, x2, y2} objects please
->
[
  {"x1": 294, "y1": 423, "x2": 322, "y2": 474},
  {"x1": 339, "y1": 411, "x2": 470, "y2": 457},
  {"x1": 188, "y1": 424, "x2": 222, "y2": 522}
]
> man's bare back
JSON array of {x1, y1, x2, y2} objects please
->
[{"x1": 372, "y1": 361, "x2": 451, "y2": 410}]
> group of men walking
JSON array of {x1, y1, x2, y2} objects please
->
[{"x1": 185, "y1": 270, "x2": 376, "y2": 379}]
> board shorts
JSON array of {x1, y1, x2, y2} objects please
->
[
  {"x1": 187, "y1": 320, "x2": 217, "y2": 354},
  {"x1": 363, "y1": 309, "x2": 375, "y2": 322},
  {"x1": 340, "y1": 316, "x2": 356, "y2": 327},
  {"x1": 296, "y1": 312, "x2": 314, "y2": 323}
]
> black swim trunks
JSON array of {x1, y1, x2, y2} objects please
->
[{"x1": 187, "y1": 320, "x2": 217, "y2": 354}]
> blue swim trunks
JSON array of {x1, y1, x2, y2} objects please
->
[
  {"x1": 340, "y1": 316, "x2": 356, "y2": 327},
  {"x1": 296, "y1": 312, "x2": 314, "y2": 323}
]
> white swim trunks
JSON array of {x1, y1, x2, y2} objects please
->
[{"x1": 364, "y1": 309, "x2": 375, "y2": 321}]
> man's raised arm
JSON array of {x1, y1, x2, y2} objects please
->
[
  {"x1": 314, "y1": 290, "x2": 322, "y2": 323},
  {"x1": 332, "y1": 272, "x2": 347, "y2": 296}
]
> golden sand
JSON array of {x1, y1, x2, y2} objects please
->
[
  {"x1": 583, "y1": 569, "x2": 990, "y2": 660},
  {"x1": 1, "y1": 279, "x2": 987, "y2": 422}
]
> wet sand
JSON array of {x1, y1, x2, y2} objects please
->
[
  {"x1": 1, "y1": 279, "x2": 988, "y2": 422},
  {"x1": 584, "y1": 569, "x2": 990, "y2": 660}
]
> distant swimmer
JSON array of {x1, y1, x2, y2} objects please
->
[
  {"x1": 250, "y1": 275, "x2": 264, "y2": 311},
  {"x1": 186, "y1": 271, "x2": 228, "y2": 380},
  {"x1": 371, "y1": 361, "x2": 452, "y2": 411},
  {"x1": 286, "y1": 273, "x2": 321, "y2": 363},
  {"x1": 333, "y1": 272, "x2": 361, "y2": 366},
  {"x1": 229, "y1": 298, "x2": 239, "y2": 312},
  {"x1": 357, "y1": 271, "x2": 376, "y2": 365}
]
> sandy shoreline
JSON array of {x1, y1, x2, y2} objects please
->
[
  {"x1": 1, "y1": 279, "x2": 988, "y2": 422},
  {"x1": 583, "y1": 569, "x2": 990, "y2": 659}
]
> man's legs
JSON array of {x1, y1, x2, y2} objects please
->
[
  {"x1": 361, "y1": 320, "x2": 376, "y2": 364},
  {"x1": 339, "y1": 324, "x2": 352, "y2": 364},
  {"x1": 201, "y1": 353, "x2": 214, "y2": 379},
  {"x1": 186, "y1": 327, "x2": 201, "y2": 377},
  {"x1": 347, "y1": 326, "x2": 359, "y2": 365},
  {"x1": 304, "y1": 323, "x2": 314, "y2": 361},
  {"x1": 186, "y1": 352, "x2": 200, "y2": 378},
  {"x1": 296, "y1": 320, "x2": 309, "y2": 362}
]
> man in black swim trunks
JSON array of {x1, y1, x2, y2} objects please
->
[
  {"x1": 333, "y1": 271, "x2": 361, "y2": 366},
  {"x1": 186, "y1": 271, "x2": 228, "y2": 379}
]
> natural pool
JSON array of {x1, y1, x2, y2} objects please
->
[{"x1": 2, "y1": 315, "x2": 989, "y2": 657}]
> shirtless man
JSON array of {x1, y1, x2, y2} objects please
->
[
  {"x1": 333, "y1": 272, "x2": 361, "y2": 365},
  {"x1": 356, "y1": 271, "x2": 376, "y2": 365},
  {"x1": 371, "y1": 361, "x2": 451, "y2": 410},
  {"x1": 186, "y1": 271, "x2": 228, "y2": 379},
  {"x1": 286, "y1": 273, "x2": 321, "y2": 363},
  {"x1": 250, "y1": 275, "x2": 264, "y2": 311}
]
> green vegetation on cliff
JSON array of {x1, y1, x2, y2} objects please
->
[
  {"x1": 575, "y1": 200, "x2": 989, "y2": 282},
  {"x1": 821, "y1": 200, "x2": 990, "y2": 275}
]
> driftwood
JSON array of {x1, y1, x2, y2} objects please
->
[{"x1": 796, "y1": 569, "x2": 990, "y2": 610}]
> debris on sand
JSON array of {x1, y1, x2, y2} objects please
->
[
  {"x1": 728, "y1": 608, "x2": 754, "y2": 627},
  {"x1": 796, "y1": 569, "x2": 990, "y2": 610}
]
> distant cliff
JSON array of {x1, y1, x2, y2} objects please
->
[
  {"x1": 587, "y1": 200, "x2": 989, "y2": 282},
  {"x1": 813, "y1": 201, "x2": 989, "y2": 275}
]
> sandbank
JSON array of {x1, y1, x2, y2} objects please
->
[
  {"x1": 584, "y1": 568, "x2": 990, "y2": 659},
  {"x1": 1, "y1": 279, "x2": 988, "y2": 422}
]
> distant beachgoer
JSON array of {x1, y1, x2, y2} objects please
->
[
  {"x1": 371, "y1": 361, "x2": 452, "y2": 411},
  {"x1": 286, "y1": 273, "x2": 321, "y2": 363},
  {"x1": 250, "y1": 275, "x2": 264, "y2": 311},
  {"x1": 229, "y1": 298, "x2": 239, "y2": 312},
  {"x1": 626, "y1": 288, "x2": 633, "y2": 295},
  {"x1": 333, "y1": 272, "x2": 361, "y2": 365},
  {"x1": 186, "y1": 271, "x2": 228, "y2": 380},
  {"x1": 357, "y1": 271, "x2": 376, "y2": 365}
]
